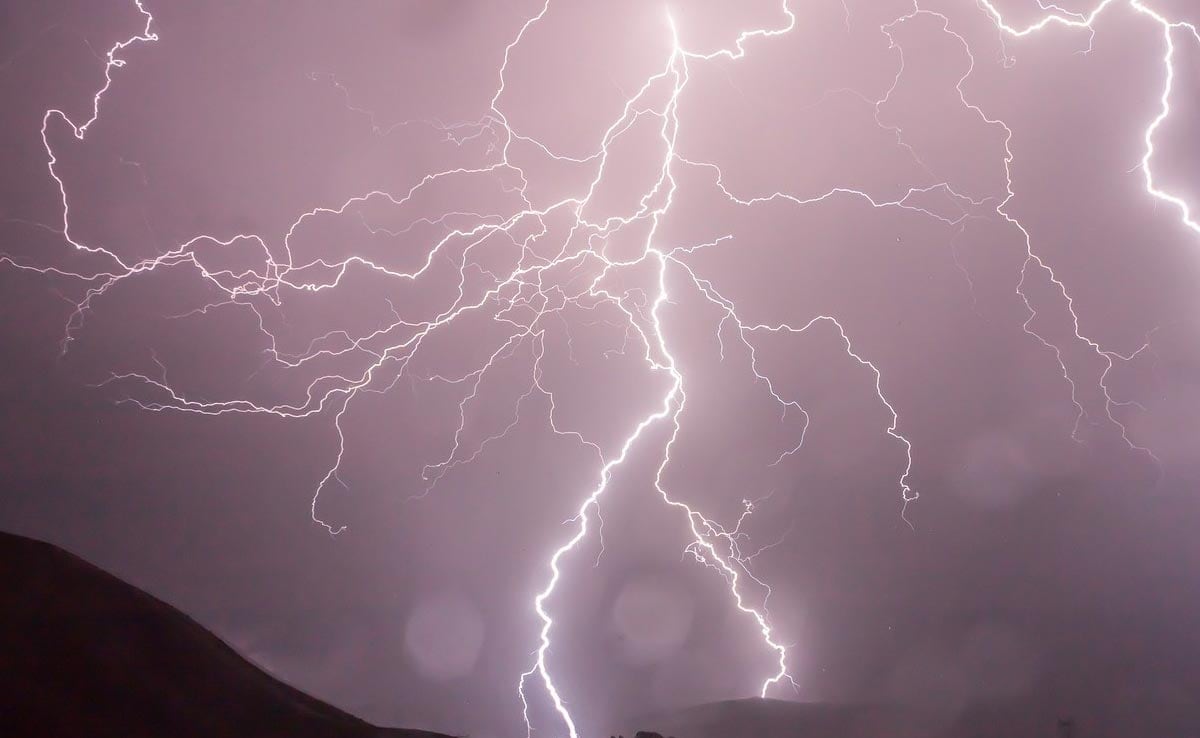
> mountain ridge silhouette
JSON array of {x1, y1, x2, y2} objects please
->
[{"x1": 0, "y1": 530, "x2": 454, "y2": 738}]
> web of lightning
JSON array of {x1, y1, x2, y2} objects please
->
[{"x1": 8, "y1": 1, "x2": 1199, "y2": 737}]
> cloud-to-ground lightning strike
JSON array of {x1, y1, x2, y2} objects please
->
[{"x1": 8, "y1": 0, "x2": 1200, "y2": 736}]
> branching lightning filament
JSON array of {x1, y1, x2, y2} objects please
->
[{"x1": 8, "y1": 1, "x2": 1199, "y2": 737}]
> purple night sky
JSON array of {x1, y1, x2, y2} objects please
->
[{"x1": 3, "y1": 1, "x2": 1200, "y2": 736}]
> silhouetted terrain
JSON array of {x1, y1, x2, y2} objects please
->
[
  {"x1": 628, "y1": 697, "x2": 1064, "y2": 738},
  {"x1": 0, "y1": 531, "x2": 452, "y2": 738},
  {"x1": 622, "y1": 699, "x2": 911, "y2": 738},
  {"x1": 625, "y1": 694, "x2": 1200, "y2": 738}
]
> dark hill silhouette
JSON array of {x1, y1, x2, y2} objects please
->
[
  {"x1": 625, "y1": 693, "x2": 1200, "y2": 738},
  {"x1": 626, "y1": 697, "x2": 1057, "y2": 738},
  {"x1": 0, "y1": 531, "x2": 453, "y2": 738},
  {"x1": 622, "y1": 698, "x2": 910, "y2": 738}
]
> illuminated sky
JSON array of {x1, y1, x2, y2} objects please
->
[{"x1": 2, "y1": 1, "x2": 1200, "y2": 736}]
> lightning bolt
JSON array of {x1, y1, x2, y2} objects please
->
[
  {"x1": 974, "y1": 0, "x2": 1200, "y2": 236},
  {"x1": 962, "y1": 1, "x2": 1193, "y2": 458},
  {"x1": 8, "y1": 1, "x2": 1198, "y2": 737}
]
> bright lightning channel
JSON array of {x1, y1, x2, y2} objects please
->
[{"x1": 9, "y1": 2, "x2": 1200, "y2": 738}]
